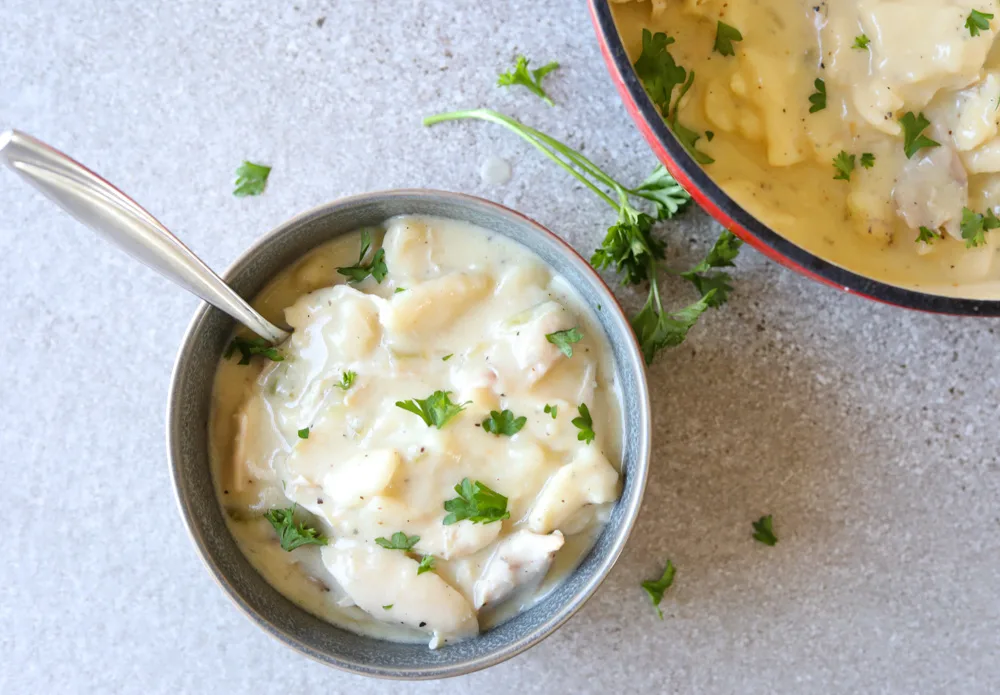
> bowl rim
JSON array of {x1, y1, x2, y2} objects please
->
[
  {"x1": 587, "y1": 0, "x2": 1000, "y2": 317},
  {"x1": 165, "y1": 188, "x2": 652, "y2": 679}
]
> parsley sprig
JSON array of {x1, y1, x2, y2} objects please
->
[
  {"x1": 853, "y1": 34, "x2": 870, "y2": 50},
  {"x1": 752, "y1": 514, "x2": 778, "y2": 546},
  {"x1": 808, "y1": 78, "x2": 827, "y2": 113},
  {"x1": 396, "y1": 390, "x2": 469, "y2": 429},
  {"x1": 423, "y1": 108, "x2": 739, "y2": 364},
  {"x1": 482, "y1": 409, "x2": 527, "y2": 436},
  {"x1": 960, "y1": 207, "x2": 1000, "y2": 248},
  {"x1": 899, "y1": 112, "x2": 940, "y2": 159},
  {"x1": 443, "y1": 478, "x2": 511, "y2": 525},
  {"x1": 225, "y1": 336, "x2": 284, "y2": 365},
  {"x1": 497, "y1": 56, "x2": 560, "y2": 106},
  {"x1": 375, "y1": 531, "x2": 420, "y2": 551},
  {"x1": 264, "y1": 505, "x2": 327, "y2": 551},
  {"x1": 916, "y1": 226, "x2": 942, "y2": 244},
  {"x1": 234, "y1": 161, "x2": 271, "y2": 197},
  {"x1": 832, "y1": 151, "x2": 856, "y2": 181},
  {"x1": 967, "y1": 9, "x2": 994, "y2": 36},
  {"x1": 713, "y1": 22, "x2": 743, "y2": 56},
  {"x1": 546, "y1": 327, "x2": 583, "y2": 357},
  {"x1": 641, "y1": 560, "x2": 676, "y2": 619},
  {"x1": 634, "y1": 29, "x2": 714, "y2": 164},
  {"x1": 572, "y1": 403, "x2": 595, "y2": 444},
  {"x1": 417, "y1": 555, "x2": 436, "y2": 575},
  {"x1": 337, "y1": 229, "x2": 388, "y2": 283}
]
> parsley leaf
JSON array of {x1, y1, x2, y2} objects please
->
[
  {"x1": 233, "y1": 161, "x2": 271, "y2": 197},
  {"x1": 752, "y1": 514, "x2": 778, "y2": 546},
  {"x1": 916, "y1": 226, "x2": 942, "y2": 244},
  {"x1": 571, "y1": 403, "x2": 595, "y2": 444},
  {"x1": 442, "y1": 478, "x2": 511, "y2": 525},
  {"x1": 396, "y1": 390, "x2": 468, "y2": 429},
  {"x1": 633, "y1": 288, "x2": 716, "y2": 365},
  {"x1": 224, "y1": 336, "x2": 284, "y2": 365},
  {"x1": 417, "y1": 555, "x2": 436, "y2": 575},
  {"x1": 375, "y1": 531, "x2": 420, "y2": 551},
  {"x1": 335, "y1": 371, "x2": 356, "y2": 390},
  {"x1": 631, "y1": 165, "x2": 693, "y2": 219},
  {"x1": 297, "y1": 427, "x2": 310, "y2": 439},
  {"x1": 680, "y1": 230, "x2": 743, "y2": 308},
  {"x1": 899, "y1": 112, "x2": 940, "y2": 159},
  {"x1": 544, "y1": 404, "x2": 558, "y2": 419},
  {"x1": 264, "y1": 505, "x2": 327, "y2": 551},
  {"x1": 860, "y1": 152, "x2": 876, "y2": 169},
  {"x1": 442, "y1": 354, "x2": 454, "y2": 361},
  {"x1": 482, "y1": 409, "x2": 527, "y2": 436},
  {"x1": 546, "y1": 327, "x2": 583, "y2": 357},
  {"x1": 337, "y1": 230, "x2": 388, "y2": 283},
  {"x1": 808, "y1": 78, "x2": 827, "y2": 113},
  {"x1": 960, "y1": 207, "x2": 1000, "y2": 248},
  {"x1": 641, "y1": 560, "x2": 676, "y2": 619},
  {"x1": 633, "y1": 29, "x2": 687, "y2": 113},
  {"x1": 383, "y1": 604, "x2": 393, "y2": 610},
  {"x1": 853, "y1": 34, "x2": 870, "y2": 50},
  {"x1": 497, "y1": 56, "x2": 560, "y2": 106},
  {"x1": 592, "y1": 207, "x2": 663, "y2": 286},
  {"x1": 967, "y1": 9, "x2": 994, "y2": 36},
  {"x1": 832, "y1": 151, "x2": 856, "y2": 181},
  {"x1": 713, "y1": 21, "x2": 743, "y2": 56}
]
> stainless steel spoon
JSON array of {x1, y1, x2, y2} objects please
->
[{"x1": 0, "y1": 129, "x2": 289, "y2": 343}]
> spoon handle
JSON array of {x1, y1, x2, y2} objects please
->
[{"x1": 0, "y1": 130, "x2": 289, "y2": 343}]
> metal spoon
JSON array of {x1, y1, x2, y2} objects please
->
[{"x1": 0, "y1": 129, "x2": 289, "y2": 343}]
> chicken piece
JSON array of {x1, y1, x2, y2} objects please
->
[
  {"x1": 320, "y1": 449, "x2": 400, "y2": 511},
  {"x1": 321, "y1": 540, "x2": 478, "y2": 649},
  {"x1": 893, "y1": 147, "x2": 968, "y2": 239},
  {"x1": 381, "y1": 272, "x2": 492, "y2": 341},
  {"x1": 414, "y1": 518, "x2": 503, "y2": 560},
  {"x1": 473, "y1": 530, "x2": 565, "y2": 610},
  {"x1": 502, "y1": 301, "x2": 577, "y2": 385},
  {"x1": 284, "y1": 285, "x2": 383, "y2": 363},
  {"x1": 528, "y1": 447, "x2": 620, "y2": 534}
]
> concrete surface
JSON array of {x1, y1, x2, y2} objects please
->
[{"x1": 1, "y1": 1, "x2": 998, "y2": 693}]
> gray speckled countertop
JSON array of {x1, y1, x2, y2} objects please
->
[{"x1": 2, "y1": 1, "x2": 999, "y2": 693}]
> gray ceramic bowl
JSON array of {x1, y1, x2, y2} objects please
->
[{"x1": 166, "y1": 190, "x2": 650, "y2": 679}]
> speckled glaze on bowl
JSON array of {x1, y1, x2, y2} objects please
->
[{"x1": 166, "y1": 190, "x2": 651, "y2": 679}]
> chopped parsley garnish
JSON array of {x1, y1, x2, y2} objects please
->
[
  {"x1": 264, "y1": 505, "x2": 327, "y2": 551},
  {"x1": 417, "y1": 555, "x2": 436, "y2": 575},
  {"x1": 337, "y1": 229, "x2": 388, "y2": 283},
  {"x1": 571, "y1": 403, "x2": 595, "y2": 444},
  {"x1": 443, "y1": 478, "x2": 510, "y2": 525},
  {"x1": 832, "y1": 151, "x2": 856, "y2": 181},
  {"x1": 544, "y1": 404, "x2": 558, "y2": 419},
  {"x1": 808, "y1": 78, "x2": 827, "y2": 113},
  {"x1": 482, "y1": 409, "x2": 527, "y2": 436},
  {"x1": 705, "y1": 130, "x2": 715, "y2": 141},
  {"x1": 916, "y1": 226, "x2": 942, "y2": 244},
  {"x1": 442, "y1": 354, "x2": 454, "y2": 361},
  {"x1": 853, "y1": 34, "x2": 870, "y2": 50},
  {"x1": 382, "y1": 604, "x2": 393, "y2": 610},
  {"x1": 713, "y1": 21, "x2": 743, "y2": 56},
  {"x1": 899, "y1": 112, "x2": 940, "y2": 159},
  {"x1": 423, "y1": 108, "x2": 734, "y2": 364},
  {"x1": 960, "y1": 207, "x2": 1000, "y2": 247},
  {"x1": 224, "y1": 336, "x2": 284, "y2": 365},
  {"x1": 752, "y1": 514, "x2": 778, "y2": 546},
  {"x1": 679, "y1": 230, "x2": 742, "y2": 308},
  {"x1": 335, "y1": 371, "x2": 356, "y2": 391},
  {"x1": 375, "y1": 531, "x2": 420, "y2": 551},
  {"x1": 394, "y1": 287, "x2": 406, "y2": 294},
  {"x1": 297, "y1": 427, "x2": 310, "y2": 439},
  {"x1": 860, "y1": 152, "x2": 876, "y2": 169},
  {"x1": 396, "y1": 390, "x2": 468, "y2": 429},
  {"x1": 233, "y1": 161, "x2": 271, "y2": 197},
  {"x1": 633, "y1": 29, "x2": 714, "y2": 164},
  {"x1": 497, "y1": 55, "x2": 560, "y2": 106},
  {"x1": 545, "y1": 327, "x2": 583, "y2": 357},
  {"x1": 641, "y1": 560, "x2": 676, "y2": 619},
  {"x1": 967, "y1": 9, "x2": 994, "y2": 36}
]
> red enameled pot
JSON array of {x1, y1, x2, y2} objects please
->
[{"x1": 588, "y1": 0, "x2": 1000, "y2": 316}]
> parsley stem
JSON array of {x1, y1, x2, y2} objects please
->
[{"x1": 424, "y1": 109, "x2": 620, "y2": 210}]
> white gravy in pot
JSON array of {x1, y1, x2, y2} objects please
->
[{"x1": 209, "y1": 215, "x2": 623, "y2": 648}]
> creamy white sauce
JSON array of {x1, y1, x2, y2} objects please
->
[
  {"x1": 209, "y1": 215, "x2": 623, "y2": 648},
  {"x1": 614, "y1": 0, "x2": 1000, "y2": 297}
]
